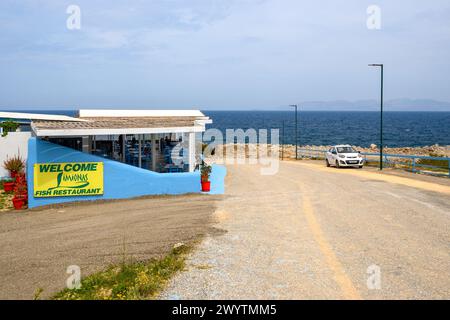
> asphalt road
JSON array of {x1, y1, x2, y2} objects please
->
[{"x1": 161, "y1": 160, "x2": 450, "y2": 299}]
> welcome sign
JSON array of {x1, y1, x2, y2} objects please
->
[{"x1": 33, "y1": 162, "x2": 104, "y2": 198}]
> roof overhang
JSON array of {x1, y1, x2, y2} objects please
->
[
  {"x1": 31, "y1": 125, "x2": 206, "y2": 137},
  {"x1": 77, "y1": 109, "x2": 206, "y2": 118},
  {"x1": 0, "y1": 111, "x2": 85, "y2": 122},
  {"x1": 4, "y1": 109, "x2": 212, "y2": 137}
]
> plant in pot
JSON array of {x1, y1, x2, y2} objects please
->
[
  {"x1": 2, "y1": 177, "x2": 15, "y2": 193},
  {"x1": 12, "y1": 173, "x2": 27, "y2": 210},
  {"x1": 200, "y1": 164, "x2": 212, "y2": 192},
  {"x1": 3, "y1": 154, "x2": 25, "y2": 178}
]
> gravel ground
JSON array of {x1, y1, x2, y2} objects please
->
[
  {"x1": 160, "y1": 161, "x2": 450, "y2": 299},
  {"x1": 0, "y1": 194, "x2": 222, "y2": 299},
  {"x1": 0, "y1": 189, "x2": 14, "y2": 212}
]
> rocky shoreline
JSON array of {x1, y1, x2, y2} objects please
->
[
  {"x1": 205, "y1": 143, "x2": 450, "y2": 161},
  {"x1": 281, "y1": 144, "x2": 450, "y2": 158}
]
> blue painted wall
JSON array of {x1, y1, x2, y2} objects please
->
[
  {"x1": 27, "y1": 138, "x2": 225, "y2": 208},
  {"x1": 208, "y1": 165, "x2": 227, "y2": 195}
]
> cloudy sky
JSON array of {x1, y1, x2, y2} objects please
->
[{"x1": 1, "y1": 0, "x2": 449, "y2": 109}]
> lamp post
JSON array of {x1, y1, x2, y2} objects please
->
[
  {"x1": 368, "y1": 64, "x2": 384, "y2": 170},
  {"x1": 289, "y1": 105, "x2": 298, "y2": 160}
]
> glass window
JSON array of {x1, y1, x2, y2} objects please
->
[{"x1": 336, "y1": 146, "x2": 356, "y2": 153}]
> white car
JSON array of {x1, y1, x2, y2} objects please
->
[{"x1": 325, "y1": 145, "x2": 365, "y2": 168}]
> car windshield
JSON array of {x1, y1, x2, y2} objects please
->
[{"x1": 336, "y1": 147, "x2": 356, "y2": 153}]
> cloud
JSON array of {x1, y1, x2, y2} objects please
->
[{"x1": 0, "y1": 0, "x2": 450, "y2": 108}]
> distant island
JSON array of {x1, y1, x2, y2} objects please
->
[
  {"x1": 299, "y1": 99, "x2": 450, "y2": 111},
  {"x1": 1, "y1": 99, "x2": 450, "y2": 112}
]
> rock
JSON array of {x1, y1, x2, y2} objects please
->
[
  {"x1": 370, "y1": 144, "x2": 377, "y2": 150},
  {"x1": 173, "y1": 242, "x2": 186, "y2": 250}
]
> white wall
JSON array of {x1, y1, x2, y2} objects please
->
[{"x1": 0, "y1": 132, "x2": 31, "y2": 178}]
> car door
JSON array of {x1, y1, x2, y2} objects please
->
[
  {"x1": 326, "y1": 147, "x2": 335, "y2": 164},
  {"x1": 330, "y1": 147, "x2": 337, "y2": 164}
]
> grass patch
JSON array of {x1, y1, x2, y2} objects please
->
[
  {"x1": 417, "y1": 153, "x2": 449, "y2": 172},
  {"x1": 0, "y1": 190, "x2": 5, "y2": 209},
  {"x1": 53, "y1": 244, "x2": 192, "y2": 300}
]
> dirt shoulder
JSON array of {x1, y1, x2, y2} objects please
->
[{"x1": 0, "y1": 194, "x2": 223, "y2": 300}]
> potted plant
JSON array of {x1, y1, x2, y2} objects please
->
[
  {"x1": 200, "y1": 164, "x2": 212, "y2": 192},
  {"x1": 12, "y1": 174, "x2": 27, "y2": 210},
  {"x1": 2, "y1": 178, "x2": 15, "y2": 193},
  {"x1": 3, "y1": 154, "x2": 25, "y2": 178},
  {"x1": 12, "y1": 196, "x2": 26, "y2": 210}
]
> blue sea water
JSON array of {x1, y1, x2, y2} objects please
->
[
  {"x1": 203, "y1": 111, "x2": 450, "y2": 147},
  {"x1": 6, "y1": 110, "x2": 450, "y2": 148}
]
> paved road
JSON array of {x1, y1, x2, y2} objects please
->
[
  {"x1": 161, "y1": 161, "x2": 450, "y2": 299},
  {"x1": 0, "y1": 194, "x2": 221, "y2": 299}
]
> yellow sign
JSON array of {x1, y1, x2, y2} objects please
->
[{"x1": 33, "y1": 162, "x2": 104, "y2": 198}]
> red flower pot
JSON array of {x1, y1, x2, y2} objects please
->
[
  {"x1": 17, "y1": 192, "x2": 28, "y2": 201},
  {"x1": 12, "y1": 197, "x2": 25, "y2": 210},
  {"x1": 201, "y1": 181, "x2": 211, "y2": 192},
  {"x1": 3, "y1": 182, "x2": 14, "y2": 193}
]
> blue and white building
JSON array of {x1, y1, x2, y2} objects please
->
[{"x1": 0, "y1": 110, "x2": 225, "y2": 208}]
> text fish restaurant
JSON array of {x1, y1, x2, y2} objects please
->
[{"x1": 0, "y1": 109, "x2": 226, "y2": 208}]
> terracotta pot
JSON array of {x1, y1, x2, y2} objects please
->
[
  {"x1": 12, "y1": 197, "x2": 25, "y2": 210},
  {"x1": 201, "y1": 181, "x2": 211, "y2": 192},
  {"x1": 3, "y1": 182, "x2": 14, "y2": 193}
]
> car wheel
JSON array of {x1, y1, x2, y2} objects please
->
[
  {"x1": 335, "y1": 160, "x2": 340, "y2": 168},
  {"x1": 326, "y1": 159, "x2": 330, "y2": 167}
]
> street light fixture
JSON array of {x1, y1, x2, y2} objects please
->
[
  {"x1": 368, "y1": 64, "x2": 384, "y2": 170},
  {"x1": 289, "y1": 104, "x2": 299, "y2": 160}
]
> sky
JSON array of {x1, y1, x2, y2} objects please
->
[{"x1": 1, "y1": 0, "x2": 450, "y2": 110}]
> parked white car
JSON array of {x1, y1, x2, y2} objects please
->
[{"x1": 325, "y1": 145, "x2": 365, "y2": 168}]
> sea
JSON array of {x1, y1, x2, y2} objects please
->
[{"x1": 5, "y1": 110, "x2": 450, "y2": 148}]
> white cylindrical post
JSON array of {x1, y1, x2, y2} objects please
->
[{"x1": 188, "y1": 132, "x2": 196, "y2": 172}]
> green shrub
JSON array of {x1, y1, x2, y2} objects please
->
[
  {"x1": 201, "y1": 164, "x2": 212, "y2": 182},
  {"x1": 0, "y1": 120, "x2": 19, "y2": 137},
  {"x1": 417, "y1": 153, "x2": 449, "y2": 170}
]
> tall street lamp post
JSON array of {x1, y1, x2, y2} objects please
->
[
  {"x1": 369, "y1": 64, "x2": 384, "y2": 170},
  {"x1": 289, "y1": 105, "x2": 298, "y2": 160}
]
